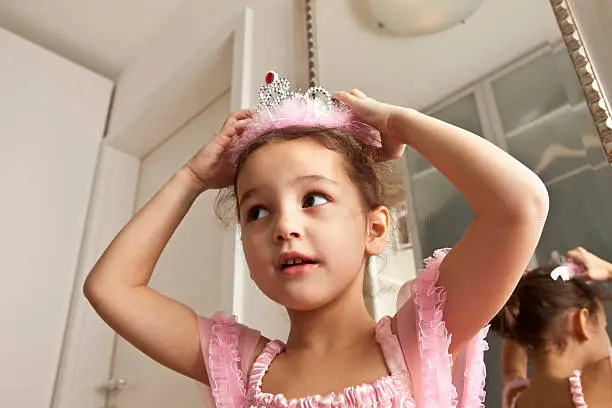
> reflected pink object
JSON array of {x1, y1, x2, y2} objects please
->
[{"x1": 566, "y1": 260, "x2": 586, "y2": 278}]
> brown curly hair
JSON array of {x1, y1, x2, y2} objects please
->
[{"x1": 214, "y1": 126, "x2": 395, "y2": 223}]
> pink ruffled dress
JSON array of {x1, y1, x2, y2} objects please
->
[{"x1": 197, "y1": 249, "x2": 489, "y2": 407}]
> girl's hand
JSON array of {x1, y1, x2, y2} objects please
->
[
  {"x1": 566, "y1": 246, "x2": 612, "y2": 282},
  {"x1": 333, "y1": 89, "x2": 406, "y2": 160},
  {"x1": 185, "y1": 109, "x2": 253, "y2": 190}
]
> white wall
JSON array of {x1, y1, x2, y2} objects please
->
[
  {"x1": 316, "y1": 0, "x2": 562, "y2": 110},
  {"x1": 107, "y1": 0, "x2": 307, "y2": 144},
  {"x1": 0, "y1": 27, "x2": 112, "y2": 408},
  {"x1": 367, "y1": 248, "x2": 417, "y2": 321}
]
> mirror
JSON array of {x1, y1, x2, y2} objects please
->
[{"x1": 315, "y1": 0, "x2": 612, "y2": 406}]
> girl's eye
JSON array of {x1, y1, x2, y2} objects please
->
[
  {"x1": 247, "y1": 206, "x2": 270, "y2": 221},
  {"x1": 303, "y1": 193, "x2": 329, "y2": 208}
]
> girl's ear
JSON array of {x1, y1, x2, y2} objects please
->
[
  {"x1": 366, "y1": 206, "x2": 390, "y2": 256},
  {"x1": 573, "y1": 307, "x2": 591, "y2": 342}
]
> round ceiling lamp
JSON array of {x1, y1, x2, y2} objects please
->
[{"x1": 367, "y1": 0, "x2": 486, "y2": 36}]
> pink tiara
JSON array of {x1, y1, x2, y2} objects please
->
[{"x1": 230, "y1": 71, "x2": 381, "y2": 162}]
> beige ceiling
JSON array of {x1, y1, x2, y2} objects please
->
[
  {"x1": 317, "y1": 0, "x2": 563, "y2": 110},
  {"x1": 0, "y1": 0, "x2": 563, "y2": 100},
  {"x1": 0, "y1": 0, "x2": 186, "y2": 79}
]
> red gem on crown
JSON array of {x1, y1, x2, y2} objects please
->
[{"x1": 265, "y1": 71, "x2": 277, "y2": 84}]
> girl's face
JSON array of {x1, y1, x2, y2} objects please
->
[{"x1": 236, "y1": 137, "x2": 388, "y2": 311}]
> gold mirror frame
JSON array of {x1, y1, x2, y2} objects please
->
[{"x1": 550, "y1": 0, "x2": 612, "y2": 165}]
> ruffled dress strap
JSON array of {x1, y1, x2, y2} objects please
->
[
  {"x1": 502, "y1": 378, "x2": 530, "y2": 408},
  {"x1": 197, "y1": 312, "x2": 262, "y2": 408},
  {"x1": 395, "y1": 248, "x2": 490, "y2": 408},
  {"x1": 569, "y1": 370, "x2": 587, "y2": 408},
  {"x1": 376, "y1": 315, "x2": 409, "y2": 375},
  {"x1": 457, "y1": 326, "x2": 489, "y2": 408},
  {"x1": 566, "y1": 349, "x2": 612, "y2": 408},
  {"x1": 246, "y1": 340, "x2": 286, "y2": 404}
]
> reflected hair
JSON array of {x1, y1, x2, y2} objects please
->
[{"x1": 491, "y1": 265, "x2": 607, "y2": 351}]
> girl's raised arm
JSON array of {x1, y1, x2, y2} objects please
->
[
  {"x1": 393, "y1": 108, "x2": 548, "y2": 354},
  {"x1": 334, "y1": 91, "x2": 549, "y2": 355},
  {"x1": 84, "y1": 110, "x2": 252, "y2": 383}
]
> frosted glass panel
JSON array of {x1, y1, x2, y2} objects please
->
[
  {"x1": 406, "y1": 93, "x2": 483, "y2": 175},
  {"x1": 411, "y1": 170, "x2": 473, "y2": 258},
  {"x1": 506, "y1": 104, "x2": 598, "y2": 183},
  {"x1": 493, "y1": 48, "x2": 612, "y2": 265},
  {"x1": 492, "y1": 52, "x2": 569, "y2": 133},
  {"x1": 431, "y1": 93, "x2": 483, "y2": 136},
  {"x1": 505, "y1": 101, "x2": 612, "y2": 264},
  {"x1": 554, "y1": 48, "x2": 584, "y2": 106}
]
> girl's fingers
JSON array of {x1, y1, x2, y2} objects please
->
[
  {"x1": 333, "y1": 90, "x2": 367, "y2": 104},
  {"x1": 233, "y1": 118, "x2": 252, "y2": 132},
  {"x1": 566, "y1": 248, "x2": 586, "y2": 262},
  {"x1": 225, "y1": 119, "x2": 252, "y2": 139},
  {"x1": 231, "y1": 109, "x2": 255, "y2": 122},
  {"x1": 349, "y1": 89, "x2": 368, "y2": 99},
  {"x1": 332, "y1": 91, "x2": 352, "y2": 104},
  {"x1": 219, "y1": 119, "x2": 251, "y2": 141}
]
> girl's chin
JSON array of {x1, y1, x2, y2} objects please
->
[{"x1": 268, "y1": 291, "x2": 334, "y2": 312}]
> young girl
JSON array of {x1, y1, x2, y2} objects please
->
[
  {"x1": 84, "y1": 72, "x2": 549, "y2": 407},
  {"x1": 493, "y1": 247, "x2": 612, "y2": 408}
]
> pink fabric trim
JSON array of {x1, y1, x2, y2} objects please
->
[
  {"x1": 197, "y1": 313, "x2": 262, "y2": 408},
  {"x1": 208, "y1": 312, "x2": 246, "y2": 407},
  {"x1": 375, "y1": 316, "x2": 408, "y2": 376},
  {"x1": 245, "y1": 340, "x2": 284, "y2": 405},
  {"x1": 395, "y1": 248, "x2": 490, "y2": 408},
  {"x1": 502, "y1": 378, "x2": 530, "y2": 408},
  {"x1": 408, "y1": 248, "x2": 457, "y2": 407},
  {"x1": 459, "y1": 326, "x2": 489, "y2": 408},
  {"x1": 237, "y1": 321, "x2": 261, "y2": 390},
  {"x1": 197, "y1": 316, "x2": 215, "y2": 405},
  {"x1": 504, "y1": 374, "x2": 590, "y2": 408},
  {"x1": 569, "y1": 370, "x2": 587, "y2": 408}
]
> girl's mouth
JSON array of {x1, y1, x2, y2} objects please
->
[
  {"x1": 277, "y1": 252, "x2": 319, "y2": 276},
  {"x1": 281, "y1": 258, "x2": 316, "y2": 269},
  {"x1": 280, "y1": 260, "x2": 318, "y2": 276}
]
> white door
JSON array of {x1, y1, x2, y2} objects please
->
[{"x1": 104, "y1": 93, "x2": 232, "y2": 408}]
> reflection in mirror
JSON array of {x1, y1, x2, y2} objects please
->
[{"x1": 318, "y1": 1, "x2": 612, "y2": 406}]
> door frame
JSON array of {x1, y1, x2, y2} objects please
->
[{"x1": 51, "y1": 8, "x2": 254, "y2": 408}]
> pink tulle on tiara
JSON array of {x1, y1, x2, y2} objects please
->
[{"x1": 228, "y1": 72, "x2": 381, "y2": 163}]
